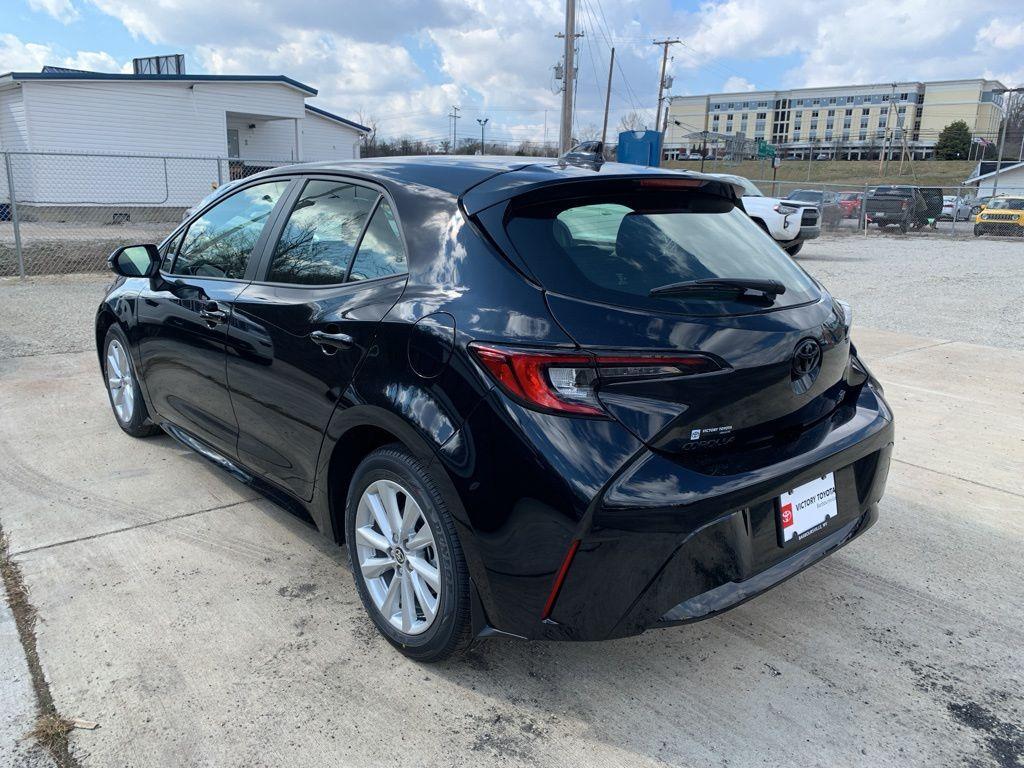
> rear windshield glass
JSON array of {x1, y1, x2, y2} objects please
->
[{"x1": 503, "y1": 187, "x2": 820, "y2": 316}]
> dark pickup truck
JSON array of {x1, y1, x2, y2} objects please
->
[{"x1": 865, "y1": 185, "x2": 942, "y2": 232}]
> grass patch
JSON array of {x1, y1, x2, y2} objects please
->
[{"x1": 664, "y1": 159, "x2": 977, "y2": 188}]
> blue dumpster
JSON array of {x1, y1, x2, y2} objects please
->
[{"x1": 616, "y1": 130, "x2": 662, "y2": 167}]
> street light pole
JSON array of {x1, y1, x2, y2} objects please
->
[
  {"x1": 992, "y1": 87, "x2": 1023, "y2": 197},
  {"x1": 477, "y1": 118, "x2": 489, "y2": 155}
]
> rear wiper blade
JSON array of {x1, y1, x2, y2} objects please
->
[{"x1": 648, "y1": 277, "x2": 787, "y2": 298}]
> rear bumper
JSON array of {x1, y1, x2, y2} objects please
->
[{"x1": 535, "y1": 383, "x2": 893, "y2": 641}]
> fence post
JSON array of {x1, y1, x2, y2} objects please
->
[
  {"x1": 863, "y1": 183, "x2": 869, "y2": 238},
  {"x1": 950, "y1": 184, "x2": 960, "y2": 237},
  {"x1": 3, "y1": 152, "x2": 25, "y2": 278}
]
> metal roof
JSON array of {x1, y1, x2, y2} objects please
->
[
  {"x1": 0, "y1": 71, "x2": 317, "y2": 95},
  {"x1": 304, "y1": 105, "x2": 370, "y2": 133}
]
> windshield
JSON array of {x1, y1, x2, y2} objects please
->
[
  {"x1": 502, "y1": 187, "x2": 820, "y2": 317},
  {"x1": 787, "y1": 190, "x2": 822, "y2": 202},
  {"x1": 988, "y1": 198, "x2": 1024, "y2": 209},
  {"x1": 840, "y1": 193, "x2": 860, "y2": 201}
]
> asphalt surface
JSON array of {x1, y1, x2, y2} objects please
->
[{"x1": 0, "y1": 237, "x2": 1022, "y2": 767}]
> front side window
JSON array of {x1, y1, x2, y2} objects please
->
[
  {"x1": 266, "y1": 180, "x2": 378, "y2": 285},
  {"x1": 349, "y1": 200, "x2": 407, "y2": 281},
  {"x1": 174, "y1": 181, "x2": 288, "y2": 279}
]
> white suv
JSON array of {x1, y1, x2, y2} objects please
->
[{"x1": 709, "y1": 174, "x2": 820, "y2": 255}]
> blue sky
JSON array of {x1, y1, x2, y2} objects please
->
[{"x1": 2, "y1": 0, "x2": 1022, "y2": 144}]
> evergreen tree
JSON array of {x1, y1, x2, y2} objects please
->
[{"x1": 935, "y1": 120, "x2": 971, "y2": 160}]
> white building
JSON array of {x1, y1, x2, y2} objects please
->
[
  {"x1": 0, "y1": 66, "x2": 368, "y2": 217},
  {"x1": 963, "y1": 161, "x2": 1024, "y2": 198}
]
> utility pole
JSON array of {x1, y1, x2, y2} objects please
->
[
  {"x1": 880, "y1": 82, "x2": 897, "y2": 176},
  {"x1": 448, "y1": 106, "x2": 461, "y2": 153},
  {"x1": 601, "y1": 47, "x2": 616, "y2": 146},
  {"x1": 992, "y1": 87, "x2": 1024, "y2": 196},
  {"x1": 556, "y1": 0, "x2": 582, "y2": 155},
  {"x1": 477, "y1": 117, "x2": 489, "y2": 154},
  {"x1": 653, "y1": 39, "x2": 680, "y2": 135}
]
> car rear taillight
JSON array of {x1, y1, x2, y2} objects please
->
[{"x1": 468, "y1": 343, "x2": 720, "y2": 417}]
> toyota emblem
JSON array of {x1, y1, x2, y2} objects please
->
[{"x1": 791, "y1": 338, "x2": 822, "y2": 394}]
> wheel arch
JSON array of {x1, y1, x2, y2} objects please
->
[{"x1": 313, "y1": 405, "x2": 457, "y2": 545}]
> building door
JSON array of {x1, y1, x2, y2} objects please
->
[{"x1": 227, "y1": 128, "x2": 240, "y2": 158}]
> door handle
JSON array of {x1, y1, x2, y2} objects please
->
[
  {"x1": 199, "y1": 301, "x2": 228, "y2": 325},
  {"x1": 310, "y1": 330, "x2": 354, "y2": 350}
]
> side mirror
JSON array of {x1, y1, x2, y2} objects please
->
[{"x1": 108, "y1": 244, "x2": 160, "y2": 278}]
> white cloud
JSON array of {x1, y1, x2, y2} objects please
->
[
  {"x1": 27, "y1": 0, "x2": 80, "y2": 24},
  {"x1": 0, "y1": 33, "x2": 53, "y2": 72},
  {"x1": 0, "y1": 33, "x2": 128, "y2": 74},
  {"x1": 976, "y1": 19, "x2": 1024, "y2": 50},
  {"x1": 10, "y1": 0, "x2": 1021, "y2": 142},
  {"x1": 722, "y1": 76, "x2": 755, "y2": 92}
]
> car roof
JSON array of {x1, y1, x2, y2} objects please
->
[{"x1": 247, "y1": 155, "x2": 743, "y2": 207}]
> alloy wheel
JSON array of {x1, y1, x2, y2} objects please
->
[
  {"x1": 354, "y1": 479, "x2": 441, "y2": 635},
  {"x1": 106, "y1": 339, "x2": 135, "y2": 423}
]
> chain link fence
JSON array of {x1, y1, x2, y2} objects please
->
[
  {"x1": 741, "y1": 179, "x2": 1024, "y2": 240},
  {"x1": 2, "y1": 150, "x2": 1022, "y2": 278},
  {"x1": 0, "y1": 151, "x2": 293, "y2": 277}
]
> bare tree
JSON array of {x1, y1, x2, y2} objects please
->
[{"x1": 616, "y1": 111, "x2": 648, "y2": 134}]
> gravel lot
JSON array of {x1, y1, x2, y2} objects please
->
[{"x1": 1, "y1": 236, "x2": 1022, "y2": 768}]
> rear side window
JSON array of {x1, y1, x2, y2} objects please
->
[
  {"x1": 174, "y1": 181, "x2": 288, "y2": 279},
  {"x1": 502, "y1": 186, "x2": 820, "y2": 316},
  {"x1": 349, "y1": 200, "x2": 407, "y2": 281},
  {"x1": 266, "y1": 180, "x2": 378, "y2": 285}
]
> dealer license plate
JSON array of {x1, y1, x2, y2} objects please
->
[{"x1": 778, "y1": 473, "x2": 838, "y2": 546}]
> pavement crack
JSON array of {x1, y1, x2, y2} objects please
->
[
  {"x1": 893, "y1": 458, "x2": 1022, "y2": 499},
  {"x1": 9, "y1": 497, "x2": 261, "y2": 557},
  {"x1": 0, "y1": 522, "x2": 83, "y2": 768},
  {"x1": 874, "y1": 339, "x2": 953, "y2": 360}
]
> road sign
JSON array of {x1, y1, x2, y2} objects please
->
[{"x1": 757, "y1": 140, "x2": 776, "y2": 158}]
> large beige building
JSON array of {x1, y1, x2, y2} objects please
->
[{"x1": 665, "y1": 78, "x2": 1006, "y2": 161}]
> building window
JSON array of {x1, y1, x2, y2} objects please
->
[
  {"x1": 811, "y1": 110, "x2": 819, "y2": 118},
  {"x1": 845, "y1": 108, "x2": 853, "y2": 116},
  {"x1": 900, "y1": 92, "x2": 908, "y2": 101},
  {"x1": 793, "y1": 131, "x2": 801, "y2": 141},
  {"x1": 829, "y1": 97, "x2": 837, "y2": 105},
  {"x1": 859, "y1": 130, "x2": 867, "y2": 140},
  {"x1": 827, "y1": 109, "x2": 835, "y2": 117},
  {"x1": 809, "y1": 130, "x2": 818, "y2": 140},
  {"x1": 842, "y1": 130, "x2": 850, "y2": 141},
  {"x1": 843, "y1": 118, "x2": 852, "y2": 128},
  {"x1": 860, "y1": 116, "x2": 869, "y2": 127},
  {"x1": 825, "y1": 129, "x2": 833, "y2": 140},
  {"x1": 810, "y1": 120, "x2": 818, "y2": 130}
]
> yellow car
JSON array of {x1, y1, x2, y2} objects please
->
[{"x1": 973, "y1": 195, "x2": 1024, "y2": 236}]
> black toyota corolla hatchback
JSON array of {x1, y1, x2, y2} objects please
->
[{"x1": 96, "y1": 157, "x2": 893, "y2": 661}]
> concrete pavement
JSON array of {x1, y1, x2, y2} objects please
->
[{"x1": 0, "y1": 249, "x2": 1022, "y2": 767}]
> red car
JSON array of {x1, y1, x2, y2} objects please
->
[{"x1": 838, "y1": 191, "x2": 862, "y2": 218}]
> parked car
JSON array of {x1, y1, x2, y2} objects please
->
[
  {"x1": 562, "y1": 140, "x2": 606, "y2": 166},
  {"x1": 940, "y1": 195, "x2": 974, "y2": 221},
  {"x1": 97, "y1": 157, "x2": 893, "y2": 661},
  {"x1": 786, "y1": 189, "x2": 844, "y2": 228},
  {"x1": 973, "y1": 195, "x2": 1024, "y2": 236},
  {"x1": 837, "y1": 191, "x2": 863, "y2": 219},
  {"x1": 864, "y1": 185, "x2": 929, "y2": 233},
  {"x1": 708, "y1": 173, "x2": 820, "y2": 255},
  {"x1": 970, "y1": 196, "x2": 994, "y2": 216}
]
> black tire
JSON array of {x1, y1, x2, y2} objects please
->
[
  {"x1": 898, "y1": 219, "x2": 909, "y2": 234},
  {"x1": 345, "y1": 444, "x2": 471, "y2": 662},
  {"x1": 784, "y1": 241, "x2": 803, "y2": 256},
  {"x1": 102, "y1": 325, "x2": 161, "y2": 438},
  {"x1": 973, "y1": 224, "x2": 983, "y2": 237}
]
